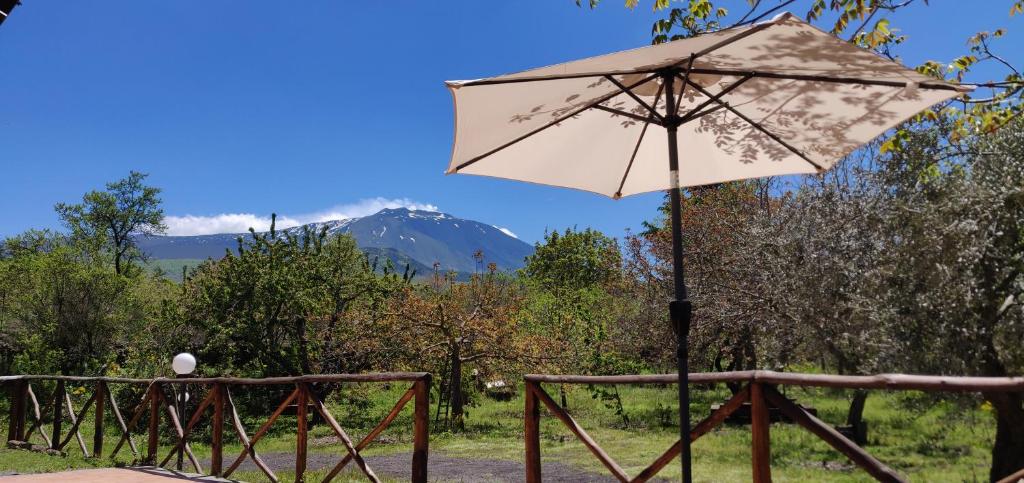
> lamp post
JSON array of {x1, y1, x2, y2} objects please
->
[{"x1": 171, "y1": 353, "x2": 196, "y2": 471}]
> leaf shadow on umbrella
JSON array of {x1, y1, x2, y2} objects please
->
[
  {"x1": 507, "y1": 77, "x2": 619, "y2": 125},
  {"x1": 497, "y1": 24, "x2": 932, "y2": 170}
]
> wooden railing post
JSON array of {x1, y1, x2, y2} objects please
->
[
  {"x1": 7, "y1": 380, "x2": 28, "y2": 442},
  {"x1": 524, "y1": 380, "x2": 542, "y2": 483},
  {"x1": 750, "y1": 382, "x2": 772, "y2": 483},
  {"x1": 210, "y1": 383, "x2": 224, "y2": 476},
  {"x1": 50, "y1": 380, "x2": 65, "y2": 450},
  {"x1": 61, "y1": 390, "x2": 91, "y2": 455},
  {"x1": 412, "y1": 374, "x2": 430, "y2": 483},
  {"x1": 93, "y1": 381, "x2": 106, "y2": 457},
  {"x1": 296, "y1": 383, "x2": 309, "y2": 483},
  {"x1": 147, "y1": 384, "x2": 160, "y2": 465}
]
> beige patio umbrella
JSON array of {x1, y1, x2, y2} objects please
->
[{"x1": 444, "y1": 12, "x2": 968, "y2": 481}]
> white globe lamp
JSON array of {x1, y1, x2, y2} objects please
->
[{"x1": 172, "y1": 352, "x2": 196, "y2": 376}]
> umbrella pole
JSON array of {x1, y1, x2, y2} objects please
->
[{"x1": 663, "y1": 72, "x2": 693, "y2": 483}]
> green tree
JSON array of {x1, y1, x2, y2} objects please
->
[
  {"x1": 519, "y1": 228, "x2": 640, "y2": 415},
  {"x1": 0, "y1": 232, "x2": 160, "y2": 375},
  {"x1": 176, "y1": 215, "x2": 406, "y2": 378},
  {"x1": 395, "y1": 265, "x2": 545, "y2": 430},
  {"x1": 522, "y1": 228, "x2": 622, "y2": 293},
  {"x1": 878, "y1": 119, "x2": 1024, "y2": 479},
  {"x1": 627, "y1": 181, "x2": 794, "y2": 375},
  {"x1": 520, "y1": 229, "x2": 626, "y2": 375},
  {"x1": 55, "y1": 171, "x2": 166, "y2": 275},
  {"x1": 770, "y1": 150, "x2": 895, "y2": 442}
]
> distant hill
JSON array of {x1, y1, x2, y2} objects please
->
[
  {"x1": 144, "y1": 258, "x2": 205, "y2": 282},
  {"x1": 136, "y1": 208, "x2": 534, "y2": 277}
]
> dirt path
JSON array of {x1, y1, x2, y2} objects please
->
[
  {"x1": 228, "y1": 451, "x2": 644, "y2": 482},
  {"x1": 0, "y1": 467, "x2": 234, "y2": 482}
]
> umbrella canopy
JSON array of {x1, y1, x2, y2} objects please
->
[
  {"x1": 0, "y1": 0, "x2": 18, "y2": 27},
  {"x1": 445, "y1": 12, "x2": 967, "y2": 197}
]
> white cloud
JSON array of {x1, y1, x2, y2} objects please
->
[
  {"x1": 164, "y1": 213, "x2": 286, "y2": 236},
  {"x1": 497, "y1": 227, "x2": 518, "y2": 239},
  {"x1": 164, "y1": 197, "x2": 439, "y2": 236}
]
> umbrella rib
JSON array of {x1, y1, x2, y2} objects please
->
[
  {"x1": 452, "y1": 72, "x2": 662, "y2": 173},
  {"x1": 678, "y1": 73, "x2": 825, "y2": 171},
  {"x1": 604, "y1": 75, "x2": 665, "y2": 123},
  {"x1": 593, "y1": 104, "x2": 664, "y2": 126},
  {"x1": 456, "y1": 69, "x2": 961, "y2": 92},
  {"x1": 614, "y1": 81, "x2": 666, "y2": 199},
  {"x1": 458, "y1": 19, "x2": 777, "y2": 89},
  {"x1": 674, "y1": 54, "x2": 697, "y2": 117},
  {"x1": 670, "y1": 22, "x2": 762, "y2": 114},
  {"x1": 709, "y1": 69, "x2": 963, "y2": 90},
  {"x1": 678, "y1": 74, "x2": 754, "y2": 124},
  {"x1": 455, "y1": 12, "x2": 962, "y2": 93},
  {"x1": 691, "y1": 19, "x2": 779, "y2": 59},
  {"x1": 679, "y1": 103, "x2": 727, "y2": 125}
]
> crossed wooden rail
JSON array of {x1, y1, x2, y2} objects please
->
[
  {"x1": 3, "y1": 373, "x2": 431, "y2": 483},
  {"x1": 523, "y1": 371, "x2": 1024, "y2": 483}
]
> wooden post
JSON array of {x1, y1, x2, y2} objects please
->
[
  {"x1": 322, "y1": 387, "x2": 415, "y2": 481},
  {"x1": 107, "y1": 384, "x2": 142, "y2": 459},
  {"x1": 7, "y1": 380, "x2": 27, "y2": 443},
  {"x1": 295, "y1": 384, "x2": 309, "y2": 483},
  {"x1": 224, "y1": 388, "x2": 280, "y2": 482},
  {"x1": 211, "y1": 383, "x2": 224, "y2": 476},
  {"x1": 412, "y1": 375, "x2": 430, "y2": 483},
  {"x1": 309, "y1": 393, "x2": 380, "y2": 482},
  {"x1": 750, "y1": 383, "x2": 772, "y2": 483},
  {"x1": 223, "y1": 387, "x2": 298, "y2": 479},
  {"x1": 147, "y1": 385, "x2": 160, "y2": 465},
  {"x1": 93, "y1": 382, "x2": 106, "y2": 457},
  {"x1": 633, "y1": 387, "x2": 751, "y2": 483},
  {"x1": 174, "y1": 384, "x2": 184, "y2": 471},
  {"x1": 62, "y1": 391, "x2": 91, "y2": 455},
  {"x1": 26, "y1": 385, "x2": 50, "y2": 448},
  {"x1": 524, "y1": 381, "x2": 542, "y2": 483},
  {"x1": 532, "y1": 382, "x2": 629, "y2": 480},
  {"x1": 50, "y1": 380, "x2": 65, "y2": 450}
]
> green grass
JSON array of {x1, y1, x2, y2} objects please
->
[
  {"x1": 0, "y1": 448, "x2": 110, "y2": 474},
  {"x1": 0, "y1": 381, "x2": 997, "y2": 482}
]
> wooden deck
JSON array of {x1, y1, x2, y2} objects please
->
[{"x1": 0, "y1": 467, "x2": 239, "y2": 482}]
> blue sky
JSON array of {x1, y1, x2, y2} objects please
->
[{"x1": 0, "y1": 1, "x2": 1018, "y2": 243}]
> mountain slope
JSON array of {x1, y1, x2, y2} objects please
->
[{"x1": 136, "y1": 208, "x2": 534, "y2": 274}]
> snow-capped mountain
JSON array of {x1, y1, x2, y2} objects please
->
[{"x1": 136, "y1": 208, "x2": 534, "y2": 275}]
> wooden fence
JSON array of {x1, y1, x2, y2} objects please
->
[
  {"x1": 3, "y1": 373, "x2": 431, "y2": 483},
  {"x1": 524, "y1": 370, "x2": 1024, "y2": 483}
]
